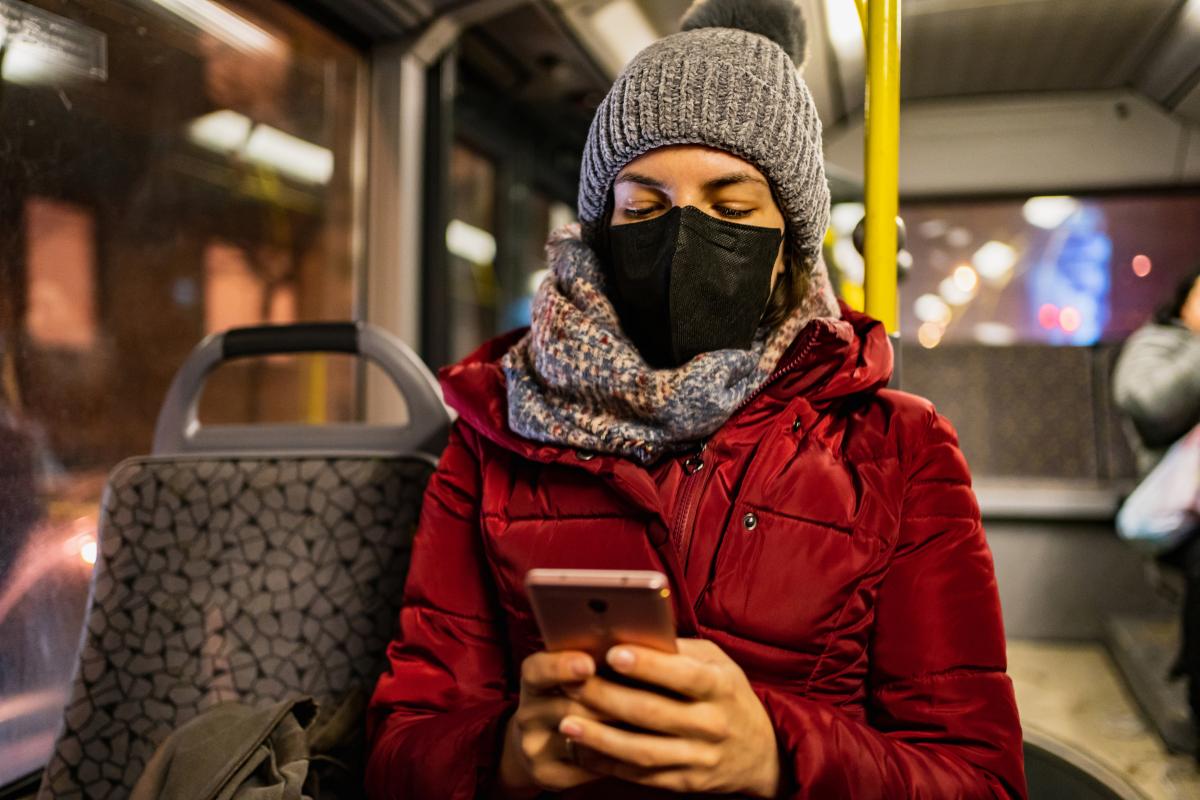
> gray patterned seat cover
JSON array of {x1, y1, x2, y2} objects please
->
[{"x1": 36, "y1": 453, "x2": 434, "y2": 799}]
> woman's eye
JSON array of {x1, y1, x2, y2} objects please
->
[
  {"x1": 623, "y1": 207, "x2": 657, "y2": 219},
  {"x1": 715, "y1": 206, "x2": 752, "y2": 219}
]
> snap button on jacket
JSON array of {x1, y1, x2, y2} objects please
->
[{"x1": 365, "y1": 308, "x2": 1027, "y2": 799}]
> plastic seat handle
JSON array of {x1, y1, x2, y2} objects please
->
[{"x1": 152, "y1": 322, "x2": 450, "y2": 457}]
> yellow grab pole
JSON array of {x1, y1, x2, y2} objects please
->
[{"x1": 863, "y1": 0, "x2": 901, "y2": 334}]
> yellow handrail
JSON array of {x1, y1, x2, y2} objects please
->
[{"x1": 863, "y1": 0, "x2": 901, "y2": 334}]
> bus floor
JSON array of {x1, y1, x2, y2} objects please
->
[{"x1": 1009, "y1": 639, "x2": 1200, "y2": 800}]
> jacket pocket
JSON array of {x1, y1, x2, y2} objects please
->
[{"x1": 698, "y1": 506, "x2": 884, "y2": 656}]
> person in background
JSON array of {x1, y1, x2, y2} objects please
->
[
  {"x1": 1113, "y1": 265, "x2": 1200, "y2": 748},
  {"x1": 365, "y1": 1, "x2": 1026, "y2": 797},
  {"x1": 1114, "y1": 267, "x2": 1200, "y2": 475}
]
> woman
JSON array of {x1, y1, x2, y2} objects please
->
[
  {"x1": 1113, "y1": 268, "x2": 1200, "y2": 475},
  {"x1": 1113, "y1": 266, "x2": 1200, "y2": 747},
  {"x1": 366, "y1": 1, "x2": 1026, "y2": 797}
]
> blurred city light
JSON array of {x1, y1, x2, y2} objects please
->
[
  {"x1": 151, "y1": 0, "x2": 282, "y2": 54},
  {"x1": 1132, "y1": 254, "x2": 1152, "y2": 278},
  {"x1": 973, "y1": 322, "x2": 1018, "y2": 346},
  {"x1": 189, "y1": 110, "x2": 253, "y2": 153},
  {"x1": 831, "y1": 203, "x2": 866, "y2": 236},
  {"x1": 914, "y1": 293, "x2": 952, "y2": 326},
  {"x1": 1059, "y1": 306, "x2": 1082, "y2": 333},
  {"x1": 946, "y1": 227, "x2": 973, "y2": 248},
  {"x1": 916, "y1": 321, "x2": 945, "y2": 350},
  {"x1": 939, "y1": 276, "x2": 974, "y2": 306},
  {"x1": 59, "y1": 518, "x2": 99, "y2": 569},
  {"x1": 918, "y1": 322, "x2": 944, "y2": 349},
  {"x1": 834, "y1": 237, "x2": 865, "y2": 285},
  {"x1": 527, "y1": 268, "x2": 549, "y2": 294},
  {"x1": 918, "y1": 219, "x2": 948, "y2": 239},
  {"x1": 447, "y1": 219, "x2": 497, "y2": 265},
  {"x1": 0, "y1": 3, "x2": 107, "y2": 85},
  {"x1": 0, "y1": 39, "x2": 69, "y2": 84},
  {"x1": 952, "y1": 265, "x2": 979, "y2": 294},
  {"x1": 188, "y1": 110, "x2": 334, "y2": 184},
  {"x1": 244, "y1": 124, "x2": 334, "y2": 184},
  {"x1": 973, "y1": 241, "x2": 1017, "y2": 282},
  {"x1": 1023, "y1": 196, "x2": 1080, "y2": 229},
  {"x1": 1038, "y1": 303, "x2": 1060, "y2": 329}
]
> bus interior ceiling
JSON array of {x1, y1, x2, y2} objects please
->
[{"x1": 4, "y1": 0, "x2": 1200, "y2": 798}]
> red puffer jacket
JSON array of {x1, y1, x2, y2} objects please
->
[{"x1": 366, "y1": 307, "x2": 1027, "y2": 799}]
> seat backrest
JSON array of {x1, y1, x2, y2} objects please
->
[{"x1": 38, "y1": 323, "x2": 448, "y2": 800}]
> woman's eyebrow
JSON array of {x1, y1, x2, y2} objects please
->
[
  {"x1": 704, "y1": 173, "x2": 769, "y2": 190},
  {"x1": 614, "y1": 172, "x2": 666, "y2": 189}
]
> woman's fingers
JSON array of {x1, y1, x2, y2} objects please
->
[
  {"x1": 566, "y1": 677, "x2": 728, "y2": 741},
  {"x1": 604, "y1": 644, "x2": 728, "y2": 700},
  {"x1": 521, "y1": 650, "x2": 595, "y2": 692},
  {"x1": 558, "y1": 715, "x2": 719, "y2": 771},
  {"x1": 515, "y1": 695, "x2": 603, "y2": 729}
]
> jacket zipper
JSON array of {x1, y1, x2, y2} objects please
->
[
  {"x1": 671, "y1": 441, "x2": 711, "y2": 572},
  {"x1": 667, "y1": 332, "x2": 820, "y2": 569},
  {"x1": 672, "y1": 333, "x2": 821, "y2": 596}
]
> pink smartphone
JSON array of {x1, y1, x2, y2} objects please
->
[{"x1": 525, "y1": 568, "x2": 678, "y2": 663}]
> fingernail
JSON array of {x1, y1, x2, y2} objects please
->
[
  {"x1": 607, "y1": 647, "x2": 635, "y2": 670},
  {"x1": 559, "y1": 718, "x2": 583, "y2": 738},
  {"x1": 571, "y1": 657, "x2": 594, "y2": 677}
]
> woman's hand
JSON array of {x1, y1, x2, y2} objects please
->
[
  {"x1": 498, "y1": 650, "x2": 604, "y2": 798},
  {"x1": 559, "y1": 638, "x2": 781, "y2": 798}
]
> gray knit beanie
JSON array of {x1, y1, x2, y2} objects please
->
[{"x1": 578, "y1": 0, "x2": 830, "y2": 264}]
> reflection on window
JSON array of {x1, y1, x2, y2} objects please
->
[
  {"x1": 24, "y1": 199, "x2": 97, "y2": 351},
  {"x1": 502, "y1": 193, "x2": 574, "y2": 331},
  {"x1": 440, "y1": 142, "x2": 575, "y2": 364},
  {"x1": 203, "y1": 240, "x2": 299, "y2": 334},
  {"x1": 0, "y1": 0, "x2": 364, "y2": 785},
  {"x1": 205, "y1": 241, "x2": 267, "y2": 332},
  {"x1": 828, "y1": 193, "x2": 1200, "y2": 348},
  {"x1": 446, "y1": 144, "x2": 498, "y2": 363}
]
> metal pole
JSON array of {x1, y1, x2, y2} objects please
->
[{"x1": 863, "y1": 0, "x2": 901, "y2": 335}]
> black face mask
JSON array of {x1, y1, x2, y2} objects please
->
[{"x1": 606, "y1": 205, "x2": 784, "y2": 368}]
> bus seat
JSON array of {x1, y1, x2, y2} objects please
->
[
  {"x1": 36, "y1": 322, "x2": 450, "y2": 800},
  {"x1": 1023, "y1": 727, "x2": 1150, "y2": 800}
]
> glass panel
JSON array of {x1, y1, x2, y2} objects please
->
[
  {"x1": 445, "y1": 143, "x2": 498, "y2": 363},
  {"x1": 858, "y1": 193, "x2": 1200, "y2": 348},
  {"x1": 500, "y1": 192, "x2": 574, "y2": 332},
  {"x1": 0, "y1": 0, "x2": 364, "y2": 784}
]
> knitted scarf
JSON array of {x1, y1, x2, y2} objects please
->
[{"x1": 501, "y1": 224, "x2": 841, "y2": 463}]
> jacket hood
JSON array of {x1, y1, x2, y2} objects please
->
[{"x1": 439, "y1": 302, "x2": 893, "y2": 461}]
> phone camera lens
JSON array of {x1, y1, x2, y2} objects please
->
[{"x1": 587, "y1": 598, "x2": 608, "y2": 614}]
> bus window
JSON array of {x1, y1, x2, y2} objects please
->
[
  {"x1": 897, "y1": 193, "x2": 1200, "y2": 348},
  {"x1": 824, "y1": 194, "x2": 1200, "y2": 481},
  {"x1": 445, "y1": 143, "x2": 499, "y2": 365},
  {"x1": 0, "y1": 0, "x2": 364, "y2": 785},
  {"x1": 829, "y1": 194, "x2": 1200, "y2": 349},
  {"x1": 501, "y1": 192, "x2": 574, "y2": 332}
]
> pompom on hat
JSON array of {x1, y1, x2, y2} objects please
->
[{"x1": 577, "y1": 0, "x2": 830, "y2": 264}]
